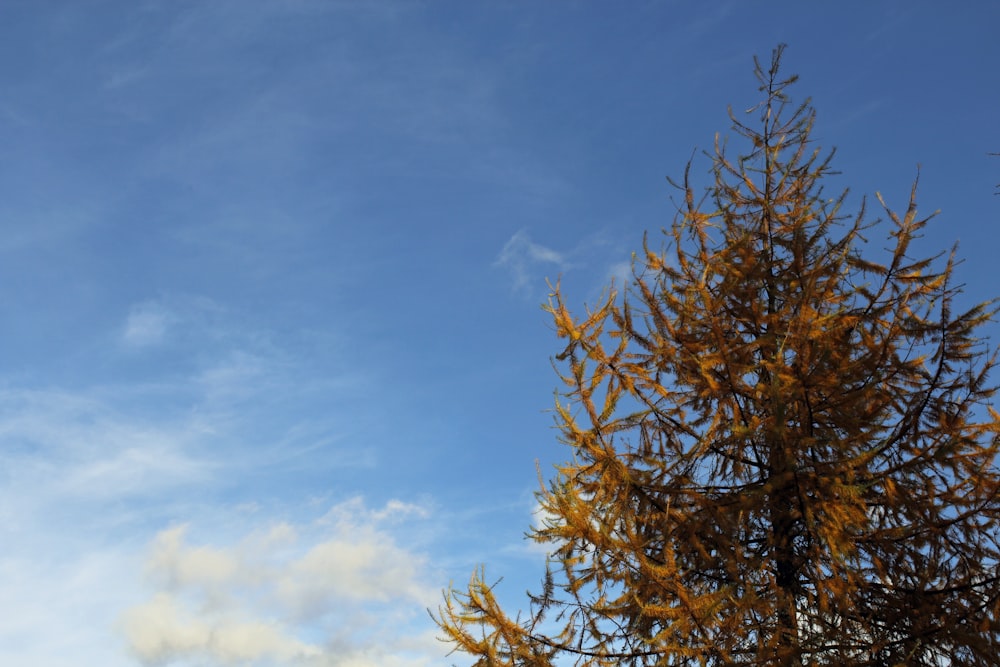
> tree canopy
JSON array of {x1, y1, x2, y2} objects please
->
[{"x1": 438, "y1": 45, "x2": 1000, "y2": 666}]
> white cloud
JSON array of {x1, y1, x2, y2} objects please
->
[
  {"x1": 320, "y1": 495, "x2": 429, "y2": 525},
  {"x1": 124, "y1": 498, "x2": 446, "y2": 666},
  {"x1": 195, "y1": 349, "x2": 274, "y2": 406},
  {"x1": 147, "y1": 526, "x2": 241, "y2": 593},
  {"x1": 0, "y1": 339, "x2": 388, "y2": 666},
  {"x1": 0, "y1": 388, "x2": 213, "y2": 512},
  {"x1": 103, "y1": 64, "x2": 149, "y2": 90},
  {"x1": 516, "y1": 499, "x2": 562, "y2": 558},
  {"x1": 0, "y1": 386, "x2": 223, "y2": 666},
  {"x1": 0, "y1": 286, "x2": 397, "y2": 663},
  {"x1": 495, "y1": 229, "x2": 568, "y2": 292},
  {"x1": 124, "y1": 593, "x2": 322, "y2": 665},
  {"x1": 495, "y1": 230, "x2": 637, "y2": 297},
  {"x1": 0, "y1": 546, "x2": 142, "y2": 667},
  {"x1": 607, "y1": 258, "x2": 634, "y2": 286},
  {"x1": 123, "y1": 300, "x2": 175, "y2": 347}
]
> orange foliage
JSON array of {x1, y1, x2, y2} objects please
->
[{"x1": 437, "y1": 46, "x2": 1000, "y2": 666}]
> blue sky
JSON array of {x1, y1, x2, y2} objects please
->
[{"x1": 0, "y1": 2, "x2": 997, "y2": 665}]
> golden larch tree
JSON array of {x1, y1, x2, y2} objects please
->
[{"x1": 438, "y1": 46, "x2": 1000, "y2": 666}]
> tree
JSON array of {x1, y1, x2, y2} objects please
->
[{"x1": 437, "y1": 46, "x2": 1000, "y2": 666}]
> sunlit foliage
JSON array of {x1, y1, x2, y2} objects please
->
[{"x1": 438, "y1": 46, "x2": 1000, "y2": 666}]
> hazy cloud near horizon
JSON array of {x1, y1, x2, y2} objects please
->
[{"x1": 124, "y1": 497, "x2": 441, "y2": 667}]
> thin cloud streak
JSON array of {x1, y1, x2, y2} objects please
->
[
  {"x1": 495, "y1": 229, "x2": 568, "y2": 293},
  {"x1": 123, "y1": 300, "x2": 174, "y2": 347}
]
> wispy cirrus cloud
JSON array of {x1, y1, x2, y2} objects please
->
[
  {"x1": 122, "y1": 300, "x2": 175, "y2": 347},
  {"x1": 495, "y1": 229, "x2": 640, "y2": 298},
  {"x1": 607, "y1": 258, "x2": 634, "y2": 287},
  {"x1": 0, "y1": 387, "x2": 213, "y2": 511},
  {"x1": 495, "y1": 229, "x2": 568, "y2": 293}
]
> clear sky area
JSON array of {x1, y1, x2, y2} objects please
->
[{"x1": 0, "y1": 2, "x2": 997, "y2": 665}]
